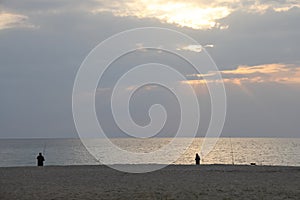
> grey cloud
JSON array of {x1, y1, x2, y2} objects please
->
[
  {"x1": 0, "y1": 1, "x2": 299, "y2": 138},
  {"x1": 191, "y1": 7, "x2": 300, "y2": 70}
]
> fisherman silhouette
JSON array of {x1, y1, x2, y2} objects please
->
[
  {"x1": 37, "y1": 152, "x2": 45, "y2": 166},
  {"x1": 195, "y1": 153, "x2": 200, "y2": 165}
]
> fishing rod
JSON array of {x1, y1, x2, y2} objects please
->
[
  {"x1": 42, "y1": 141, "x2": 47, "y2": 155},
  {"x1": 229, "y1": 137, "x2": 235, "y2": 165}
]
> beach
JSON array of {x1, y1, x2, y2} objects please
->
[{"x1": 0, "y1": 165, "x2": 299, "y2": 200}]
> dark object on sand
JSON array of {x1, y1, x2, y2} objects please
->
[
  {"x1": 250, "y1": 163, "x2": 256, "y2": 166},
  {"x1": 37, "y1": 152, "x2": 45, "y2": 166},
  {"x1": 195, "y1": 153, "x2": 201, "y2": 165}
]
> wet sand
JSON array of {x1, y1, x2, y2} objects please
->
[{"x1": 0, "y1": 165, "x2": 299, "y2": 199}]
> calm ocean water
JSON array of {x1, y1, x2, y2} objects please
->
[{"x1": 0, "y1": 138, "x2": 299, "y2": 167}]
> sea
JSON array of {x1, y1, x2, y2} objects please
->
[{"x1": 0, "y1": 138, "x2": 299, "y2": 167}]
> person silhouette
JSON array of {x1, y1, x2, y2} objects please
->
[
  {"x1": 195, "y1": 153, "x2": 201, "y2": 165},
  {"x1": 37, "y1": 152, "x2": 45, "y2": 166}
]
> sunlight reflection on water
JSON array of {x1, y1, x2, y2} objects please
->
[{"x1": 0, "y1": 138, "x2": 299, "y2": 167}]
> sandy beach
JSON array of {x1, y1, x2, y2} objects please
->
[{"x1": 0, "y1": 165, "x2": 299, "y2": 200}]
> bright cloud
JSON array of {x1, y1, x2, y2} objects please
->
[
  {"x1": 177, "y1": 45, "x2": 203, "y2": 52},
  {"x1": 92, "y1": 0, "x2": 232, "y2": 29},
  {"x1": 222, "y1": 64, "x2": 292, "y2": 75},
  {"x1": 92, "y1": 0, "x2": 300, "y2": 30},
  {"x1": 247, "y1": 0, "x2": 300, "y2": 13},
  {"x1": 0, "y1": 12, "x2": 33, "y2": 30},
  {"x1": 185, "y1": 63, "x2": 300, "y2": 85},
  {"x1": 204, "y1": 44, "x2": 214, "y2": 48},
  {"x1": 177, "y1": 44, "x2": 214, "y2": 52}
]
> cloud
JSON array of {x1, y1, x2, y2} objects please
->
[
  {"x1": 177, "y1": 44, "x2": 214, "y2": 53},
  {"x1": 177, "y1": 45, "x2": 203, "y2": 52},
  {"x1": 0, "y1": 1, "x2": 299, "y2": 138},
  {"x1": 204, "y1": 44, "x2": 214, "y2": 48},
  {"x1": 91, "y1": 0, "x2": 300, "y2": 30},
  {"x1": 2, "y1": 0, "x2": 299, "y2": 31},
  {"x1": 185, "y1": 63, "x2": 300, "y2": 85},
  {"x1": 92, "y1": 0, "x2": 232, "y2": 29},
  {"x1": 0, "y1": 12, "x2": 34, "y2": 30},
  {"x1": 246, "y1": 0, "x2": 300, "y2": 13}
]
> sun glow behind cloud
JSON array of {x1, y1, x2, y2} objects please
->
[
  {"x1": 93, "y1": 0, "x2": 300, "y2": 30},
  {"x1": 146, "y1": 4, "x2": 231, "y2": 29},
  {"x1": 93, "y1": 0, "x2": 231, "y2": 29}
]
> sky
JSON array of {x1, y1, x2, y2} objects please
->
[{"x1": 0, "y1": 0, "x2": 299, "y2": 138}]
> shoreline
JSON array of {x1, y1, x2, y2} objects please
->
[
  {"x1": 1, "y1": 163, "x2": 300, "y2": 169},
  {"x1": 1, "y1": 165, "x2": 299, "y2": 199}
]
